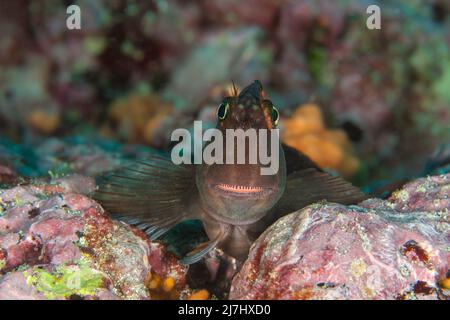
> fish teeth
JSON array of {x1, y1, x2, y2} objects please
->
[{"x1": 217, "y1": 183, "x2": 263, "y2": 193}]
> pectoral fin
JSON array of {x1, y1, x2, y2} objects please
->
[
  {"x1": 93, "y1": 153, "x2": 198, "y2": 237},
  {"x1": 180, "y1": 227, "x2": 229, "y2": 265},
  {"x1": 272, "y1": 168, "x2": 367, "y2": 218}
]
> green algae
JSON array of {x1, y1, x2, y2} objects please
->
[
  {"x1": 0, "y1": 258, "x2": 5, "y2": 271},
  {"x1": 0, "y1": 204, "x2": 4, "y2": 217},
  {"x1": 25, "y1": 264, "x2": 105, "y2": 299}
]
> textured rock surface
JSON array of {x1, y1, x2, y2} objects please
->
[
  {"x1": 230, "y1": 174, "x2": 450, "y2": 300},
  {"x1": 0, "y1": 175, "x2": 187, "y2": 300},
  {"x1": 1, "y1": 170, "x2": 449, "y2": 300}
]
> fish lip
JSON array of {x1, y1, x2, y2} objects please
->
[{"x1": 213, "y1": 183, "x2": 273, "y2": 198}]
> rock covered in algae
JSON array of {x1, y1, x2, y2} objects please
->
[
  {"x1": 230, "y1": 174, "x2": 450, "y2": 300},
  {"x1": 0, "y1": 175, "x2": 187, "y2": 300}
]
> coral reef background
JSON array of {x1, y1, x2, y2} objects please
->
[{"x1": 0, "y1": 0, "x2": 448, "y2": 189}]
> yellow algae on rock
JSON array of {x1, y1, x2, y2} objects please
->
[
  {"x1": 391, "y1": 189, "x2": 410, "y2": 203},
  {"x1": 282, "y1": 103, "x2": 360, "y2": 178},
  {"x1": 24, "y1": 264, "x2": 106, "y2": 300},
  {"x1": 0, "y1": 258, "x2": 5, "y2": 271},
  {"x1": 350, "y1": 258, "x2": 367, "y2": 278}
]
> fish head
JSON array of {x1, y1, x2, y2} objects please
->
[{"x1": 196, "y1": 80, "x2": 286, "y2": 225}]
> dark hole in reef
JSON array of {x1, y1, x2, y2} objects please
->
[
  {"x1": 341, "y1": 120, "x2": 363, "y2": 142},
  {"x1": 28, "y1": 207, "x2": 40, "y2": 219},
  {"x1": 185, "y1": 257, "x2": 232, "y2": 300},
  {"x1": 432, "y1": 2, "x2": 447, "y2": 23},
  {"x1": 160, "y1": 220, "x2": 208, "y2": 258},
  {"x1": 75, "y1": 231, "x2": 84, "y2": 238},
  {"x1": 413, "y1": 280, "x2": 434, "y2": 295},
  {"x1": 317, "y1": 282, "x2": 336, "y2": 289}
]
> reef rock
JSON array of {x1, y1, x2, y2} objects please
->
[
  {"x1": 230, "y1": 174, "x2": 450, "y2": 300},
  {"x1": 0, "y1": 175, "x2": 187, "y2": 300}
]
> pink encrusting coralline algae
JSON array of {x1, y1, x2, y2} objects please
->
[
  {"x1": 0, "y1": 175, "x2": 187, "y2": 300},
  {"x1": 230, "y1": 174, "x2": 450, "y2": 300}
]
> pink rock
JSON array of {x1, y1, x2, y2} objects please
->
[
  {"x1": 63, "y1": 193, "x2": 98, "y2": 211},
  {"x1": 0, "y1": 233, "x2": 20, "y2": 249},
  {"x1": 0, "y1": 175, "x2": 187, "y2": 299},
  {"x1": 386, "y1": 175, "x2": 450, "y2": 212},
  {"x1": 53, "y1": 175, "x2": 96, "y2": 195},
  {"x1": 45, "y1": 241, "x2": 81, "y2": 265},
  {"x1": 30, "y1": 212, "x2": 84, "y2": 243},
  {"x1": 0, "y1": 186, "x2": 40, "y2": 204},
  {"x1": 0, "y1": 204, "x2": 36, "y2": 233},
  {"x1": 230, "y1": 174, "x2": 450, "y2": 300},
  {"x1": 0, "y1": 271, "x2": 46, "y2": 300},
  {"x1": 4, "y1": 237, "x2": 46, "y2": 271}
]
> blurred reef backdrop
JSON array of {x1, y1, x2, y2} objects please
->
[{"x1": 0, "y1": 0, "x2": 449, "y2": 192}]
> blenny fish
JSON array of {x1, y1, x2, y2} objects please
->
[{"x1": 94, "y1": 81, "x2": 365, "y2": 264}]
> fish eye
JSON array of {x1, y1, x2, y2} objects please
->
[
  {"x1": 217, "y1": 101, "x2": 229, "y2": 120},
  {"x1": 271, "y1": 106, "x2": 279, "y2": 125}
]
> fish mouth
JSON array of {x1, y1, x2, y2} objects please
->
[{"x1": 214, "y1": 183, "x2": 272, "y2": 197}]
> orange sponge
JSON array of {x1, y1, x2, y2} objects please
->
[
  {"x1": 108, "y1": 94, "x2": 172, "y2": 146},
  {"x1": 282, "y1": 103, "x2": 360, "y2": 178}
]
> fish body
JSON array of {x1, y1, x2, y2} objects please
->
[{"x1": 95, "y1": 81, "x2": 365, "y2": 263}]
